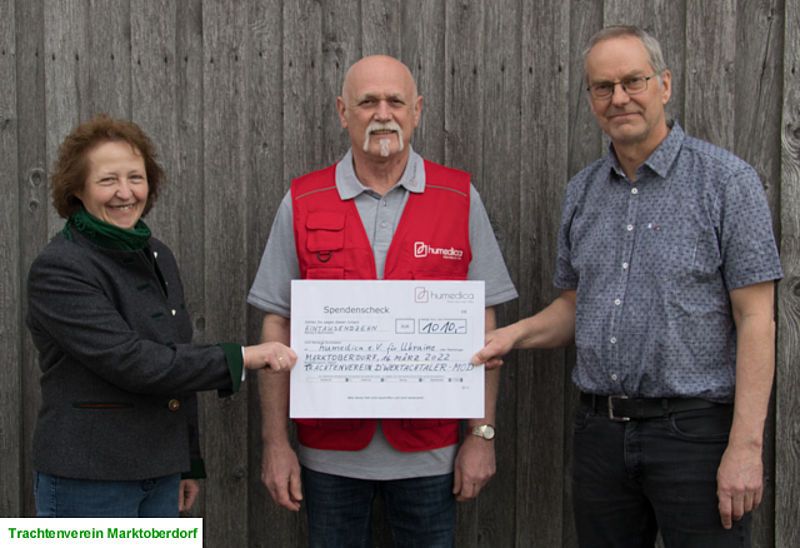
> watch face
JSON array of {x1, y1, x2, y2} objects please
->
[{"x1": 475, "y1": 424, "x2": 495, "y2": 440}]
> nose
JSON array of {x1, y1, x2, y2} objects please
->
[
  {"x1": 115, "y1": 180, "x2": 134, "y2": 199},
  {"x1": 610, "y1": 83, "x2": 631, "y2": 105},
  {"x1": 374, "y1": 100, "x2": 391, "y2": 120}
]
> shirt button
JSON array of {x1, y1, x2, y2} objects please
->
[
  {"x1": 382, "y1": 201, "x2": 387, "y2": 207},
  {"x1": 626, "y1": 224, "x2": 634, "y2": 231},
  {"x1": 610, "y1": 337, "x2": 617, "y2": 344},
  {"x1": 153, "y1": 251, "x2": 158, "y2": 259},
  {"x1": 611, "y1": 374, "x2": 618, "y2": 381},
  {"x1": 380, "y1": 222, "x2": 388, "y2": 228},
  {"x1": 622, "y1": 262, "x2": 629, "y2": 269},
  {"x1": 631, "y1": 188, "x2": 638, "y2": 194},
  {"x1": 171, "y1": 309, "x2": 177, "y2": 316},
  {"x1": 614, "y1": 299, "x2": 621, "y2": 306},
  {"x1": 168, "y1": 399, "x2": 180, "y2": 411}
]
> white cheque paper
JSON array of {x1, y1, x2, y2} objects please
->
[{"x1": 290, "y1": 280, "x2": 485, "y2": 418}]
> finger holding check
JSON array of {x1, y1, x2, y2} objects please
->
[{"x1": 243, "y1": 342, "x2": 297, "y2": 371}]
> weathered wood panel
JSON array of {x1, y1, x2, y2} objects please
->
[
  {"x1": 777, "y1": 1, "x2": 800, "y2": 547},
  {"x1": 3, "y1": 1, "x2": 799, "y2": 547},
  {"x1": 444, "y1": 2, "x2": 486, "y2": 545},
  {"x1": 400, "y1": 0, "x2": 446, "y2": 164},
  {"x1": 14, "y1": 0, "x2": 47, "y2": 519},
  {"x1": 86, "y1": 0, "x2": 130, "y2": 119},
  {"x1": 684, "y1": 0, "x2": 737, "y2": 150},
  {"x1": 480, "y1": 0, "x2": 521, "y2": 545},
  {"x1": 564, "y1": 5, "x2": 603, "y2": 546},
  {"x1": 516, "y1": 1, "x2": 571, "y2": 546},
  {"x1": 199, "y1": 1, "x2": 252, "y2": 546},
  {"x1": 0, "y1": 0, "x2": 21, "y2": 517},
  {"x1": 245, "y1": 1, "x2": 290, "y2": 546},
  {"x1": 733, "y1": 3, "x2": 784, "y2": 546}
]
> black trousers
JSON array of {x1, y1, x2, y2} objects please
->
[{"x1": 572, "y1": 401, "x2": 751, "y2": 548}]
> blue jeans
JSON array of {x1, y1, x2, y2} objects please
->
[
  {"x1": 572, "y1": 401, "x2": 751, "y2": 547},
  {"x1": 301, "y1": 467, "x2": 455, "y2": 548},
  {"x1": 34, "y1": 472, "x2": 181, "y2": 517}
]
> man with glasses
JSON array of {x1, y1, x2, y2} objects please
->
[{"x1": 473, "y1": 25, "x2": 781, "y2": 547}]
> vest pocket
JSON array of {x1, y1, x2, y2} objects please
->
[{"x1": 306, "y1": 212, "x2": 345, "y2": 253}]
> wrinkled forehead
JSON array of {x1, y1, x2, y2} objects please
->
[
  {"x1": 342, "y1": 57, "x2": 418, "y2": 101},
  {"x1": 585, "y1": 36, "x2": 653, "y2": 81}
]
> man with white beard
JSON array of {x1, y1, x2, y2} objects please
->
[{"x1": 248, "y1": 55, "x2": 517, "y2": 547}]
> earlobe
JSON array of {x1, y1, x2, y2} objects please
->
[
  {"x1": 414, "y1": 96, "x2": 423, "y2": 127},
  {"x1": 336, "y1": 97, "x2": 348, "y2": 128},
  {"x1": 660, "y1": 70, "x2": 672, "y2": 105}
]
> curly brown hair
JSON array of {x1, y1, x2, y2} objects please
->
[{"x1": 51, "y1": 113, "x2": 164, "y2": 218}]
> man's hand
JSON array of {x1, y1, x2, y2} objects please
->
[
  {"x1": 452, "y1": 434, "x2": 496, "y2": 502},
  {"x1": 178, "y1": 479, "x2": 200, "y2": 512},
  {"x1": 471, "y1": 325, "x2": 518, "y2": 369},
  {"x1": 261, "y1": 441, "x2": 303, "y2": 511},
  {"x1": 716, "y1": 443, "x2": 763, "y2": 529}
]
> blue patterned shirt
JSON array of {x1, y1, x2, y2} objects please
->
[{"x1": 554, "y1": 123, "x2": 782, "y2": 402}]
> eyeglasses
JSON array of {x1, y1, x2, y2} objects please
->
[{"x1": 586, "y1": 73, "x2": 660, "y2": 100}]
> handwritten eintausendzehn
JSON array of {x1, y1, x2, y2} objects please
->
[{"x1": 289, "y1": 280, "x2": 485, "y2": 418}]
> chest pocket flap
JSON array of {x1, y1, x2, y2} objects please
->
[{"x1": 306, "y1": 212, "x2": 345, "y2": 252}]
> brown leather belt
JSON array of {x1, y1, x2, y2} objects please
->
[{"x1": 580, "y1": 392, "x2": 729, "y2": 422}]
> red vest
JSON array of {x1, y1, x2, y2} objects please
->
[{"x1": 291, "y1": 159, "x2": 472, "y2": 451}]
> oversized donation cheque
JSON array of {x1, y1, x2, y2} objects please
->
[{"x1": 290, "y1": 280, "x2": 485, "y2": 419}]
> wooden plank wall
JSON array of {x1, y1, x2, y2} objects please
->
[{"x1": 2, "y1": 0, "x2": 797, "y2": 546}]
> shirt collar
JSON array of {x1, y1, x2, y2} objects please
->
[
  {"x1": 334, "y1": 146, "x2": 426, "y2": 199},
  {"x1": 605, "y1": 120, "x2": 685, "y2": 180}
]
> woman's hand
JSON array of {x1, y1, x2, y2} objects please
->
[
  {"x1": 179, "y1": 479, "x2": 200, "y2": 512},
  {"x1": 243, "y1": 342, "x2": 297, "y2": 372}
]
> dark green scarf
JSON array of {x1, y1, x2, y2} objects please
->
[{"x1": 63, "y1": 207, "x2": 151, "y2": 251}]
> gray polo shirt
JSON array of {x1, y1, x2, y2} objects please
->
[{"x1": 248, "y1": 147, "x2": 517, "y2": 479}]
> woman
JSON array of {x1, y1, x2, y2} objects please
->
[{"x1": 26, "y1": 113, "x2": 296, "y2": 517}]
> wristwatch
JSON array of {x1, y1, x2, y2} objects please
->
[{"x1": 471, "y1": 424, "x2": 496, "y2": 440}]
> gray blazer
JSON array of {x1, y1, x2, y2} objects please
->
[{"x1": 27, "y1": 227, "x2": 239, "y2": 481}]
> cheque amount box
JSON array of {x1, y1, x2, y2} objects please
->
[{"x1": 418, "y1": 319, "x2": 467, "y2": 334}]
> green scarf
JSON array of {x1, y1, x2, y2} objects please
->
[{"x1": 63, "y1": 207, "x2": 151, "y2": 251}]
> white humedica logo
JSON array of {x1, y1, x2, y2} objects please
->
[{"x1": 413, "y1": 241, "x2": 464, "y2": 260}]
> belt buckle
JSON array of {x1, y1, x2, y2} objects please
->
[{"x1": 607, "y1": 395, "x2": 630, "y2": 422}]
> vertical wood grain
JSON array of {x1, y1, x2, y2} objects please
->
[
  {"x1": 400, "y1": 0, "x2": 446, "y2": 163},
  {"x1": 0, "y1": 0, "x2": 21, "y2": 517},
  {"x1": 85, "y1": 0, "x2": 130, "y2": 119},
  {"x1": 15, "y1": 0, "x2": 47, "y2": 517},
  {"x1": 564, "y1": 6, "x2": 603, "y2": 546},
  {"x1": 517, "y1": 1, "x2": 571, "y2": 546},
  {"x1": 480, "y1": 0, "x2": 522, "y2": 545},
  {"x1": 683, "y1": 0, "x2": 737, "y2": 149},
  {"x1": 734, "y1": 3, "x2": 784, "y2": 546},
  {"x1": 320, "y1": 0, "x2": 360, "y2": 166},
  {"x1": 777, "y1": 1, "x2": 800, "y2": 546},
  {"x1": 244, "y1": 2, "x2": 302, "y2": 547},
  {"x1": 444, "y1": 2, "x2": 485, "y2": 545},
  {"x1": 200, "y1": 1, "x2": 250, "y2": 544},
  {"x1": 361, "y1": 0, "x2": 402, "y2": 58},
  {"x1": 283, "y1": 0, "x2": 323, "y2": 181}
]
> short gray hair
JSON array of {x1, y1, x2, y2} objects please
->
[{"x1": 582, "y1": 25, "x2": 667, "y2": 84}]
